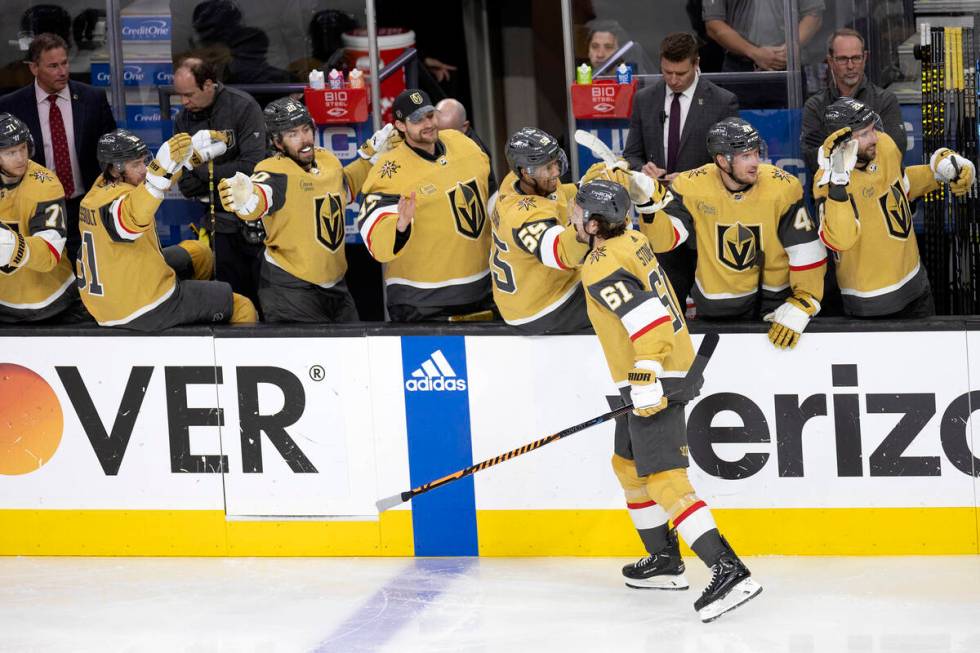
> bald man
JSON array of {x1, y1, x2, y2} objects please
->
[{"x1": 436, "y1": 98, "x2": 496, "y2": 192}]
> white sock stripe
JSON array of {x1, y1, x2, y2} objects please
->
[
  {"x1": 628, "y1": 504, "x2": 670, "y2": 531},
  {"x1": 675, "y1": 505, "x2": 717, "y2": 545}
]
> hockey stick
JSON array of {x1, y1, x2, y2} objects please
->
[
  {"x1": 375, "y1": 332, "x2": 720, "y2": 513},
  {"x1": 574, "y1": 129, "x2": 619, "y2": 165}
]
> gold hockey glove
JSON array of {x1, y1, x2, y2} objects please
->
[
  {"x1": 764, "y1": 293, "x2": 820, "y2": 350},
  {"x1": 628, "y1": 362, "x2": 668, "y2": 417},
  {"x1": 930, "y1": 148, "x2": 976, "y2": 197}
]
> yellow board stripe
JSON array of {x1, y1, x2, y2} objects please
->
[
  {"x1": 0, "y1": 510, "x2": 414, "y2": 556},
  {"x1": 477, "y1": 508, "x2": 980, "y2": 556},
  {"x1": 2, "y1": 507, "x2": 977, "y2": 556}
]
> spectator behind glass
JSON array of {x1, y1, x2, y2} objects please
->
[
  {"x1": 0, "y1": 32, "x2": 116, "y2": 262},
  {"x1": 583, "y1": 19, "x2": 653, "y2": 74},
  {"x1": 703, "y1": 0, "x2": 824, "y2": 72}
]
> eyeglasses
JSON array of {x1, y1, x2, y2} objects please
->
[{"x1": 832, "y1": 54, "x2": 865, "y2": 65}]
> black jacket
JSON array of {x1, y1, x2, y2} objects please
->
[
  {"x1": 801, "y1": 77, "x2": 907, "y2": 174},
  {"x1": 0, "y1": 79, "x2": 116, "y2": 192},
  {"x1": 623, "y1": 76, "x2": 739, "y2": 174},
  {"x1": 174, "y1": 84, "x2": 266, "y2": 231}
]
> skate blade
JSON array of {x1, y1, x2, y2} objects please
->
[
  {"x1": 699, "y1": 578, "x2": 762, "y2": 623},
  {"x1": 625, "y1": 574, "x2": 690, "y2": 591}
]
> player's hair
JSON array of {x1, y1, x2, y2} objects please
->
[
  {"x1": 827, "y1": 28, "x2": 866, "y2": 55},
  {"x1": 660, "y1": 32, "x2": 700, "y2": 64},
  {"x1": 591, "y1": 219, "x2": 627, "y2": 240},
  {"x1": 28, "y1": 33, "x2": 69, "y2": 63},
  {"x1": 175, "y1": 56, "x2": 218, "y2": 89}
]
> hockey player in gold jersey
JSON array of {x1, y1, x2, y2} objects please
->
[
  {"x1": 357, "y1": 89, "x2": 493, "y2": 321},
  {"x1": 78, "y1": 129, "x2": 257, "y2": 329},
  {"x1": 572, "y1": 179, "x2": 761, "y2": 623},
  {"x1": 639, "y1": 118, "x2": 827, "y2": 349},
  {"x1": 490, "y1": 127, "x2": 590, "y2": 333},
  {"x1": 0, "y1": 113, "x2": 86, "y2": 323},
  {"x1": 218, "y1": 98, "x2": 391, "y2": 322},
  {"x1": 814, "y1": 97, "x2": 975, "y2": 317}
]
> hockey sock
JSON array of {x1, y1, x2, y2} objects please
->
[
  {"x1": 672, "y1": 499, "x2": 725, "y2": 566},
  {"x1": 627, "y1": 500, "x2": 670, "y2": 554}
]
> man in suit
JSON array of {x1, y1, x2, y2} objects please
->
[
  {"x1": 0, "y1": 33, "x2": 116, "y2": 262},
  {"x1": 623, "y1": 32, "x2": 739, "y2": 307}
]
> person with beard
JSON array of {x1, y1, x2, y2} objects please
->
[
  {"x1": 356, "y1": 89, "x2": 493, "y2": 322},
  {"x1": 638, "y1": 117, "x2": 827, "y2": 349},
  {"x1": 813, "y1": 98, "x2": 974, "y2": 318},
  {"x1": 217, "y1": 98, "x2": 397, "y2": 322},
  {"x1": 801, "y1": 28, "x2": 906, "y2": 176}
]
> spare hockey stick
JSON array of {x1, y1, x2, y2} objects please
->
[
  {"x1": 574, "y1": 129, "x2": 619, "y2": 165},
  {"x1": 375, "y1": 332, "x2": 720, "y2": 513}
]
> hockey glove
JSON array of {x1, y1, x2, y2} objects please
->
[
  {"x1": 628, "y1": 361, "x2": 668, "y2": 418},
  {"x1": 358, "y1": 123, "x2": 397, "y2": 164},
  {"x1": 930, "y1": 148, "x2": 976, "y2": 197},
  {"x1": 0, "y1": 226, "x2": 26, "y2": 268},
  {"x1": 628, "y1": 171, "x2": 672, "y2": 214},
  {"x1": 816, "y1": 127, "x2": 858, "y2": 187},
  {"x1": 764, "y1": 293, "x2": 820, "y2": 350},
  {"x1": 218, "y1": 172, "x2": 259, "y2": 217},
  {"x1": 146, "y1": 133, "x2": 193, "y2": 193},
  {"x1": 581, "y1": 160, "x2": 630, "y2": 187},
  {"x1": 187, "y1": 130, "x2": 228, "y2": 168}
]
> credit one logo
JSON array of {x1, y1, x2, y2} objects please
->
[
  {"x1": 121, "y1": 19, "x2": 171, "y2": 40},
  {"x1": 404, "y1": 349, "x2": 467, "y2": 392}
]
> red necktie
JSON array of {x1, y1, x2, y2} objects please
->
[
  {"x1": 47, "y1": 94, "x2": 75, "y2": 197},
  {"x1": 666, "y1": 92, "x2": 681, "y2": 174}
]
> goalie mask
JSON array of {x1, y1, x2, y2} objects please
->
[{"x1": 505, "y1": 127, "x2": 569, "y2": 178}]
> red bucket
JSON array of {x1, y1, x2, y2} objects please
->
[{"x1": 342, "y1": 28, "x2": 416, "y2": 124}]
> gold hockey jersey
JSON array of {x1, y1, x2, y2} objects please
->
[
  {"x1": 814, "y1": 133, "x2": 938, "y2": 316},
  {"x1": 641, "y1": 163, "x2": 827, "y2": 317},
  {"x1": 490, "y1": 172, "x2": 588, "y2": 328},
  {"x1": 243, "y1": 149, "x2": 371, "y2": 287},
  {"x1": 77, "y1": 175, "x2": 177, "y2": 325},
  {"x1": 0, "y1": 161, "x2": 73, "y2": 318},
  {"x1": 357, "y1": 129, "x2": 491, "y2": 308},
  {"x1": 582, "y1": 229, "x2": 694, "y2": 386}
]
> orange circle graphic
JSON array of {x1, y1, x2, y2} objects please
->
[{"x1": 0, "y1": 363, "x2": 64, "y2": 475}]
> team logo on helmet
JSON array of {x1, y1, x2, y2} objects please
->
[
  {"x1": 316, "y1": 193, "x2": 346, "y2": 252},
  {"x1": 410, "y1": 91, "x2": 423, "y2": 105},
  {"x1": 879, "y1": 181, "x2": 913, "y2": 240},
  {"x1": 447, "y1": 179, "x2": 487, "y2": 239},
  {"x1": 716, "y1": 222, "x2": 761, "y2": 271}
]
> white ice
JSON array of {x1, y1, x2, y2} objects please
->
[{"x1": 2, "y1": 556, "x2": 979, "y2": 652}]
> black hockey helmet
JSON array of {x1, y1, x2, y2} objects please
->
[
  {"x1": 706, "y1": 117, "x2": 767, "y2": 161},
  {"x1": 0, "y1": 113, "x2": 34, "y2": 156},
  {"x1": 575, "y1": 179, "x2": 631, "y2": 226},
  {"x1": 96, "y1": 129, "x2": 149, "y2": 169},
  {"x1": 505, "y1": 127, "x2": 568, "y2": 176},
  {"x1": 264, "y1": 97, "x2": 314, "y2": 140},
  {"x1": 823, "y1": 97, "x2": 881, "y2": 135}
]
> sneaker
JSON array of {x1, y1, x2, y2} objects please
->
[
  {"x1": 622, "y1": 529, "x2": 689, "y2": 590},
  {"x1": 693, "y1": 543, "x2": 762, "y2": 622}
]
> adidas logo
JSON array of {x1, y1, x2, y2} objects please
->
[{"x1": 404, "y1": 349, "x2": 467, "y2": 392}]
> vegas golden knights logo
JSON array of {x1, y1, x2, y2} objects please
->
[
  {"x1": 879, "y1": 181, "x2": 913, "y2": 240},
  {"x1": 716, "y1": 222, "x2": 761, "y2": 271},
  {"x1": 447, "y1": 179, "x2": 487, "y2": 239},
  {"x1": 315, "y1": 194, "x2": 345, "y2": 251}
]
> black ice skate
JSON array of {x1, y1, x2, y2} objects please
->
[
  {"x1": 622, "y1": 528, "x2": 689, "y2": 590},
  {"x1": 693, "y1": 538, "x2": 762, "y2": 622}
]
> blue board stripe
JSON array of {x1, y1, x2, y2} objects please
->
[{"x1": 400, "y1": 336, "x2": 478, "y2": 556}]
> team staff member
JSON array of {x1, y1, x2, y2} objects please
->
[
  {"x1": 357, "y1": 89, "x2": 493, "y2": 322},
  {"x1": 77, "y1": 129, "x2": 256, "y2": 330},
  {"x1": 640, "y1": 117, "x2": 827, "y2": 349},
  {"x1": 814, "y1": 98, "x2": 975, "y2": 318},
  {"x1": 572, "y1": 179, "x2": 761, "y2": 623},
  {"x1": 218, "y1": 98, "x2": 395, "y2": 322},
  {"x1": 0, "y1": 113, "x2": 84, "y2": 323}
]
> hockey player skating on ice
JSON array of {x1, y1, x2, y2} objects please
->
[
  {"x1": 217, "y1": 98, "x2": 392, "y2": 322},
  {"x1": 639, "y1": 117, "x2": 827, "y2": 349},
  {"x1": 813, "y1": 97, "x2": 975, "y2": 318},
  {"x1": 571, "y1": 179, "x2": 762, "y2": 622}
]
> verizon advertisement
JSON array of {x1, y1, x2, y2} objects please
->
[{"x1": 1, "y1": 332, "x2": 978, "y2": 516}]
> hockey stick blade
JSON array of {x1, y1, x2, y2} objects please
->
[
  {"x1": 375, "y1": 332, "x2": 720, "y2": 513},
  {"x1": 574, "y1": 129, "x2": 618, "y2": 165}
]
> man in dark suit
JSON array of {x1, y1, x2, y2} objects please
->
[
  {"x1": 623, "y1": 32, "x2": 739, "y2": 307},
  {"x1": 0, "y1": 33, "x2": 116, "y2": 261}
]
